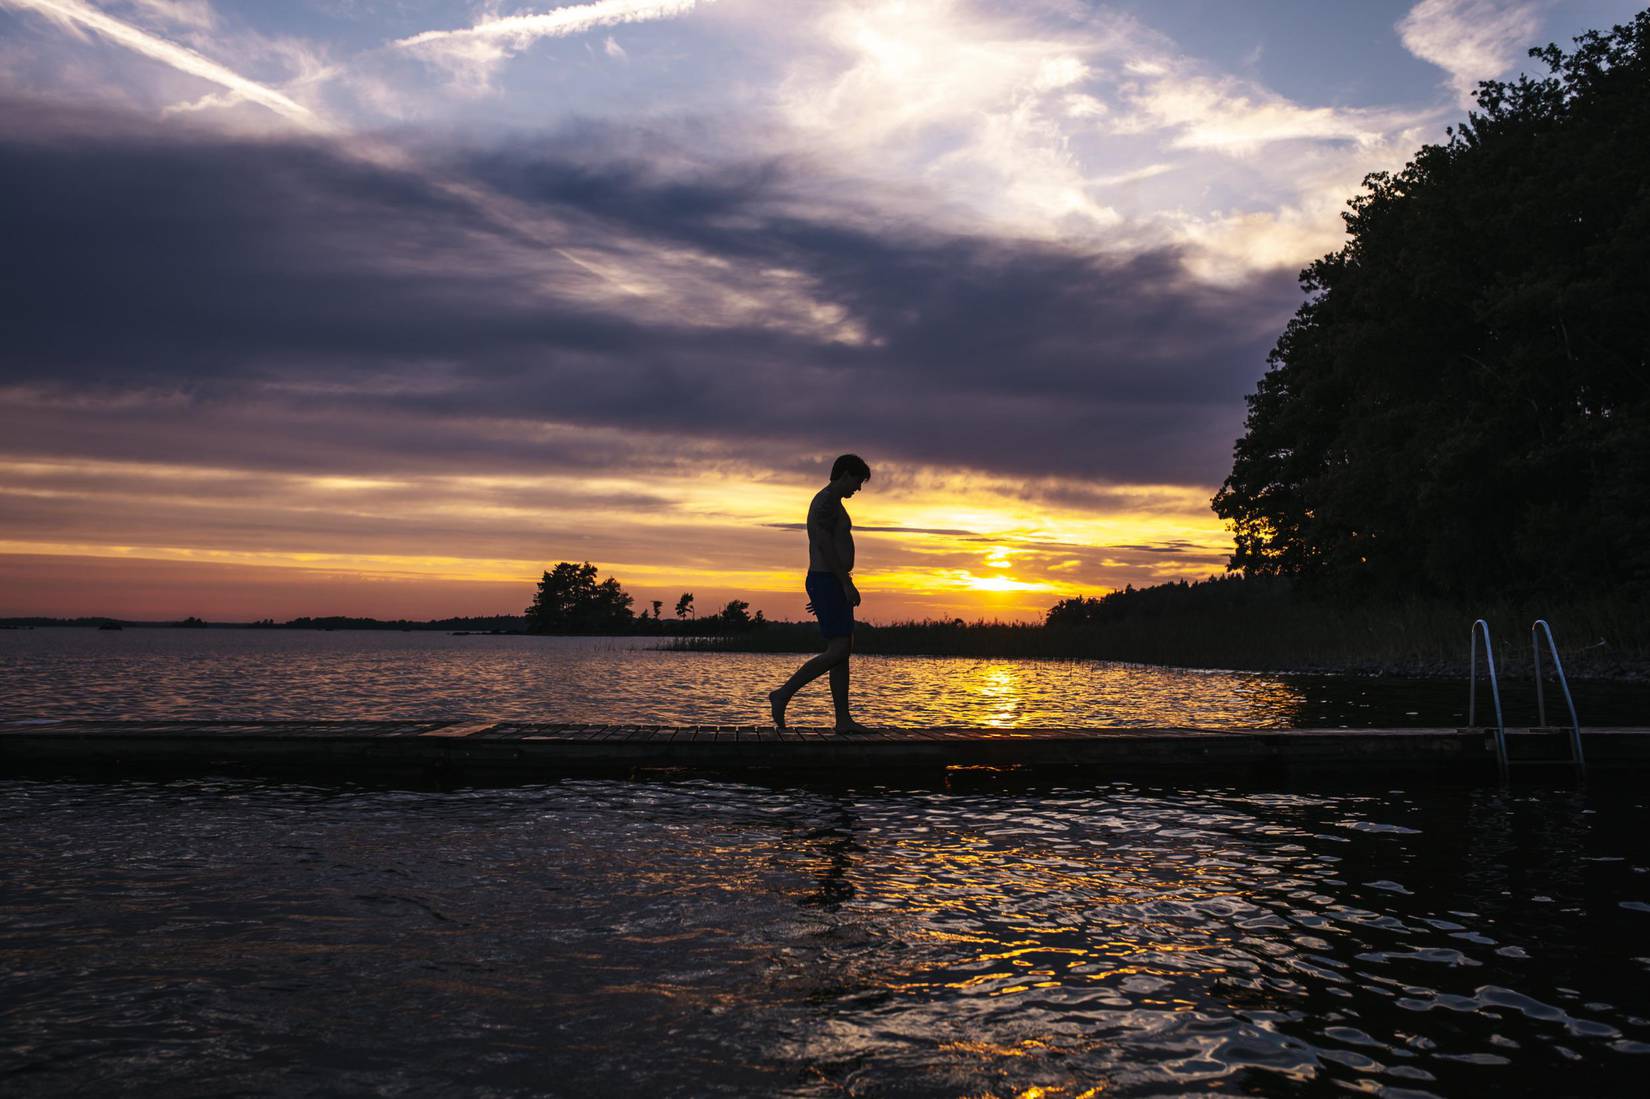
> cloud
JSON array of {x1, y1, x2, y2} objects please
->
[
  {"x1": 759, "y1": 0, "x2": 1443, "y2": 279},
  {"x1": 0, "y1": 96, "x2": 1298, "y2": 494},
  {"x1": 394, "y1": 0, "x2": 705, "y2": 93},
  {"x1": 0, "y1": 0, "x2": 1449, "y2": 285},
  {"x1": 773, "y1": 0, "x2": 1133, "y2": 237},
  {"x1": 0, "y1": 0, "x2": 328, "y2": 128},
  {"x1": 1397, "y1": 0, "x2": 1542, "y2": 105},
  {"x1": 1114, "y1": 71, "x2": 1396, "y2": 153},
  {"x1": 121, "y1": 0, "x2": 215, "y2": 30},
  {"x1": 162, "y1": 87, "x2": 243, "y2": 115}
]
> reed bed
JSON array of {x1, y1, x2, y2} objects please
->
[{"x1": 671, "y1": 594, "x2": 1650, "y2": 680}]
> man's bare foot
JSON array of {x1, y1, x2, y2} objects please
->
[
  {"x1": 768, "y1": 690, "x2": 787, "y2": 729},
  {"x1": 833, "y1": 717, "x2": 872, "y2": 733}
]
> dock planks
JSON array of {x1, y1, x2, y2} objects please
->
[{"x1": 2, "y1": 719, "x2": 1648, "y2": 779}]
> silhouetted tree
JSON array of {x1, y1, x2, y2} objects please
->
[
  {"x1": 675, "y1": 592, "x2": 694, "y2": 620},
  {"x1": 525, "y1": 562, "x2": 635, "y2": 633},
  {"x1": 1045, "y1": 597, "x2": 1106, "y2": 628},
  {"x1": 1215, "y1": 12, "x2": 1650, "y2": 598},
  {"x1": 651, "y1": 600, "x2": 663, "y2": 620},
  {"x1": 719, "y1": 599, "x2": 751, "y2": 629}
]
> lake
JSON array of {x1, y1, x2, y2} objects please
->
[
  {"x1": 3, "y1": 628, "x2": 1648, "y2": 729},
  {"x1": 3, "y1": 630, "x2": 1649, "y2": 1097},
  {"x1": 3, "y1": 773, "x2": 1648, "y2": 1096}
]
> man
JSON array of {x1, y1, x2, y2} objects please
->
[{"x1": 769, "y1": 454, "x2": 872, "y2": 732}]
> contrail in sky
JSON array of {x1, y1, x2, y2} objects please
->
[
  {"x1": 0, "y1": 0, "x2": 328, "y2": 130},
  {"x1": 395, "y1": 0, "x2": 705, "y2": 53}
]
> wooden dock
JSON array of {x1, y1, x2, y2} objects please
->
[{"x1": 3, "y1": 719, "x2": 1648, "y2": 780}]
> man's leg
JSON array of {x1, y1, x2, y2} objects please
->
[
  {"x1": 829, "y1": 642, "x2": 850, "y2": 721},
  {"x1": 771, "y1": 637, "x2": 851, "y2": 726},
  {"x1": 830, "y1": 636, "x2": 870, "y2": 731}
]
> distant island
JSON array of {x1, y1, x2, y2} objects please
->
[
  {"x1": 0, "y1": 564, "x2": 770, "y2": 638},
  {"x1": 0, "y1": 614, "x2": 530, "y2": 632},
  {"x1": 0, "y1": 610, "x2": 724, "y2": 635}
]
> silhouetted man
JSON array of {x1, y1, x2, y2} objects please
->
[{"x1": 769, "y1": 454, "x2": 872, "y2": 732}]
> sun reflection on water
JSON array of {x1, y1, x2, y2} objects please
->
[
  {"x1": 858, "y1": 654, "x2": 1312, "y2": 729},
  {"x1": 967, "y1": 663, "x2": 1027, "y2": 727}
]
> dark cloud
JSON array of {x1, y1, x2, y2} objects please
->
[
  {"x1": 764, "y1": 522, "x2": 991, "y2": 539},
  {"x1": 0, "y1": 484, "x2": 772, "y2": 565},
  {"x1": 0, "y1": 97, "x2": 1300, "y2": 486},
  {"x1": 1112, "y1": 541, "x2": 1206, "y2": 553}
]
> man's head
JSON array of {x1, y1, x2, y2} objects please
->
[{"x1": 830, "y1": 453, "x2": 871, "y2": 496}]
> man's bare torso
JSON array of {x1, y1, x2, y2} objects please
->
[{"x1": 807, "y1": 487, "x2": 854, "y2": 573}]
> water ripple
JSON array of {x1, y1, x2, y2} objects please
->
[
  {"x1": 3, "y1": 776, "x2": 1648, "y2": 1096},
  {"x1": 8, "y1": 628, "x2": 1650, "y2": 730}
]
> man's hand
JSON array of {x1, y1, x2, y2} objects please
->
[{"x1": 843, "y1": 578, "x2": 862, "y2": 607}]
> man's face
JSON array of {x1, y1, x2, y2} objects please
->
[{"x1": 841, "y1": 475, "x2": 866, "y2": 497}]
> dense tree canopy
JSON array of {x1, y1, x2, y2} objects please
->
[{"x1": 1214, "y1": 12, "x2": 1650, "y2": 598}]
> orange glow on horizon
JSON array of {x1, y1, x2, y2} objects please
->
[{"x1": 0, "y1": 455, "x2": 1235, "y2": 621}]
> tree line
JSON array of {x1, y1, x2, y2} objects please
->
[
  {"x1": 1214, "y1": 12, "x2": 1650, "y2": 600},
  {"x1": 524, "y1": 561, "x2": 765, "y2": 634},
  {"x1": 1043, "y1": 576, "x2": 1288, "y2": 629}
]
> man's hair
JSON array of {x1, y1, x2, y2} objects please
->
[{"x1": 831, "y1": 453, "x2": 871, "y2": 482}]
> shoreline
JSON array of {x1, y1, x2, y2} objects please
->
[
  {"x1": 670, "y1": 625, "x2": 1650, "y2": 684},
  {"x1": 8, "y1": 620, "x2": 1647, "y2": 681}
]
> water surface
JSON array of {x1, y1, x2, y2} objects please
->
[
  {"x1": 4, "y1": 629, "x2": 1647, "y2": 728},
  {"x1": 3, "y1": 774, "x2": 1647, "y2": 1097},
  {"x1": 5, "y1": 631, "x2": 1649, "y2": 1096}
]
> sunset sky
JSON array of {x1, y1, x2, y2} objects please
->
[{"x1": 1, "y1": 0, "x2": 1640, "y2": 623}]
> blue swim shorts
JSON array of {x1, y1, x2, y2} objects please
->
[{"x1": 805, "y1": 571, "x2": 855, "y2": 639}]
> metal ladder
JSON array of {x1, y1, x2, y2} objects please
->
[
  {"x1": 1468, "y1": 618, "x2": 1585, "y2": 776},
  {"x1": 1532, "y1": 618, "x2": 1585, "y2": 774}
]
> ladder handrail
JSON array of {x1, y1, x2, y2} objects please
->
[
  {"x1": 1469, "y1": 618, "x2": 1508, "y2": 774},
  {"x1": 1532, "y1": 619, "x2": 1585, "y2": 772}
]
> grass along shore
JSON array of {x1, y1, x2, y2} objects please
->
[{"x1": 671, "y1": 589, "x2": 1650, "y2": 681}]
